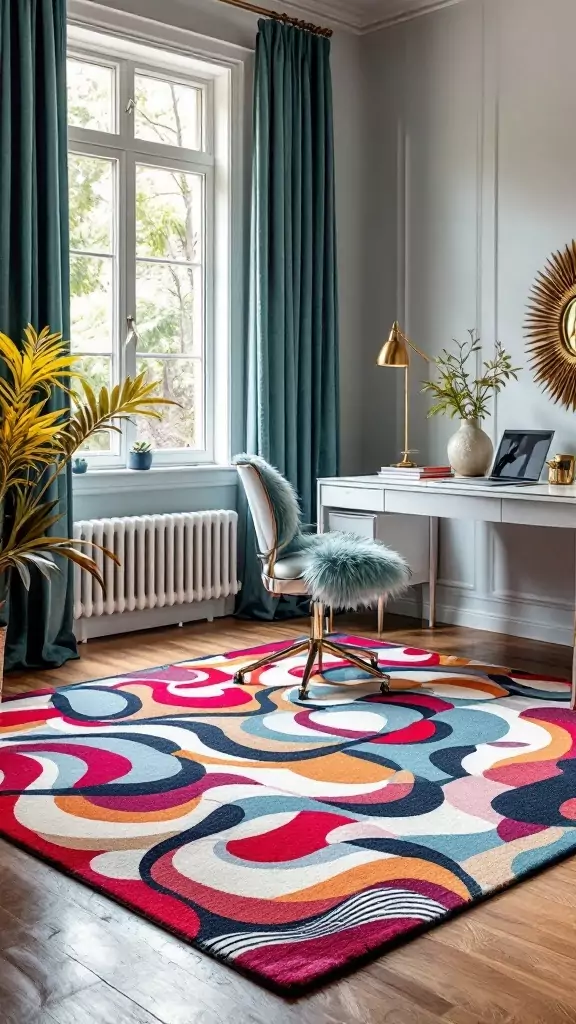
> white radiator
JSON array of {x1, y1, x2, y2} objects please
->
[{"x1": 73, "y1": 511, "x2": 240, "y2": 640}]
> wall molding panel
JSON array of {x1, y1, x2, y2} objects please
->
[{"x1": 491, "y1": 588, "x2": 573, "y2": 612}]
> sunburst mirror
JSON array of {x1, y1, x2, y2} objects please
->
[{"x1": 526, "y1": 240, "x2": 576, "y2": 409}]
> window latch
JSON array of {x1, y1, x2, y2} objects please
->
[
  {"x1": 125, "y1": 98, "x2": 136, "y2": 115},
  {"x1": 125, "y1": 315, "x2": 141, "y2": 348}
]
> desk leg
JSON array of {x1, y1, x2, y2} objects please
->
[
  {"x1": 429, "y1": 517, "x2": 439, "y2": 629},
  {"x1": 572, "y1": 637, "x2": 576, "y2": 711},
  {"x1": 569, "y1": 565, "x2": 573, "y2": 708},
  {"x1": 378, "y1": 597, "x2": 386, "y2": 638}
]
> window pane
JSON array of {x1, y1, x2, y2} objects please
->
[
  {"x1": 136, "y1": 357, "x2": 202, "y2": 450},
  {"x1": 69, "y1": 154, "x2": 115, "y2": 253},
  {"x1": 136, "y1": 262, "x2": 201, "y2": 356},
  {"x1": 136, "y1": 165, "x2": 202, "y2": 262},
  {"x1": 134, "y1": 74, "x2": 202, "y2": 151},
  {"x1": 70, "y1": 256, "x2": 114, "y2": 353},
  {"x1": 67, "y1": 58, "x2": 115, "y2": 133},
  {"x1": 74, "y1": 356, "x2": 113, "y2": 453}
]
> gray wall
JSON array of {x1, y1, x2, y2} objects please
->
[
  {"x1": 74, "y1": 0, "x2": 575, "y2": 646},
  {"x1": 73, "y1": 0, "x2": 365, "y2": 524},
  {"x1": 362, "y1": 0, "x2": 576, "y2": 644}
]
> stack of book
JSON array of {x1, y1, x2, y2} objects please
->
[{"x1": 378, "y1": 465, "x2": 452, "y2": 482}]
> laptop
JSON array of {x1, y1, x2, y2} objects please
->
[{"x1": 435, "y1": 429, "x2": 555, "y2": 487}]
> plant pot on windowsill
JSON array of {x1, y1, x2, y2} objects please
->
[{"x1": 128, "y1": 443, "x2": 153, "y2": 471}]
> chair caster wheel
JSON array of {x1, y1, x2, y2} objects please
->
[
  {"x1": 380, "y1": 679, "x2": 390, "y2": 695},
  {"x1": 234, "y1": 672, "x2": 245, "y2": 685},
  {"x1": 299, "y1": 689, "x2": 308, "y2": 701}
]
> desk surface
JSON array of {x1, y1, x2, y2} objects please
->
[{"x1": 319, "y1": 475, "x2": 576, "y2": 505}]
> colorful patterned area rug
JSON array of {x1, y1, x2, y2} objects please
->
[{"x1": 0, "y1": 636, "x2": 575, "y2": 992}]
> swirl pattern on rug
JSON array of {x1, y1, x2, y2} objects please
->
[{"x1": 0, "y1": 636, "x2": 574, "y2": 990}]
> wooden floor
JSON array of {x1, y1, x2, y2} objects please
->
[{"x1": 2, "y1": 613, "x2": 576, "y2": 1024}]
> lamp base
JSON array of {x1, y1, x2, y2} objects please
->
[{"x1": 392, "y1": 451, "x2": 419, "y2": 469}]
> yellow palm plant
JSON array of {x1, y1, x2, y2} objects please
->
[{"x1": 0, "y1": 325, "x2": 175, "y2": 601}]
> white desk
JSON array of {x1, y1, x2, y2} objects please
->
[{"x1": 318, "y1": 475, "x2": 576, "y2": 708}]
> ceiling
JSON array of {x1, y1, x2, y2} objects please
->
[{"x1": 285, "y1": 0, "x2": 462, "y2": 33}]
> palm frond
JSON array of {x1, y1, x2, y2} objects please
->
[
  {"x1": 24, "y1": 553, "x2": 59, "y2": 581},
  {"x1": 0, "y1": 536, "x2": 119, "y2": 594},
  {"x1": 60, "y1": 372, "x2": 178, "y2": 456},
  {"x1": 0, "y1": 324, "x2": 178, "y2": 596}
]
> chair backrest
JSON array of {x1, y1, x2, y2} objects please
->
[{"x1": 236, "y1": 463, "x2": 277, "y2": 557}]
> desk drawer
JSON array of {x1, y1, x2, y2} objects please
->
[
  {"x1": 503, "y1": 499, "x2": 576, "y2": 529},
  {"x1": 320, "y1": 485, "x2": 385, "y2": 513},
  {"x1": 327, "y1": 511, "x2": 378, "y2": 539},
  {"x1": 385, "y1": 489, "x2": 502, "y2": 522},
  {"x1": 326, "y1": 511, "x2": 429, "y2": 583}
]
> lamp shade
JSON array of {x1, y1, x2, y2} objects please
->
[{"x1": 377, "y1": 321, "x2": 410, "y2": 367}]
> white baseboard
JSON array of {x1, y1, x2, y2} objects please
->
[
  {"x1": 391, "y1": 586, "x2": 573, "y2": 648},
  {"x1": 75, "y1": 597, "x2": 236, "y2": 642},
  {"x1": 75, "y1": 587, "x2": 573, "y2": 650}
]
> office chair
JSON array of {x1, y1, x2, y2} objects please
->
[{"x1": 234, "y1": 455, "x2": 410, "y2": 700}]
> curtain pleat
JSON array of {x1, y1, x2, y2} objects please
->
[
  {"x1": 237, "y1": 19, "x2": 339, "y2": 619},
  {"x1": 0, "y1": 0, "x2": 76, "y2": 669}
]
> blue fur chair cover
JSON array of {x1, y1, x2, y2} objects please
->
[
  {"x1": 234, "y1": 455, "x2": 410, "y2": 609},
  {"x1": 233, "y1": 454, "x2": 301, "y2": 553}
]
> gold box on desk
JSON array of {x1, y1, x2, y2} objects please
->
[{"x1": 547, "y1": 454, "x2": 576, "y2": 486}]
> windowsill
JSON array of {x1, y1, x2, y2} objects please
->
[{"x1": 72, "y1": 464, "x2": 237, "y2": 495}]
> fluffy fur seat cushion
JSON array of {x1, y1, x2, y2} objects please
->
[{"x1": 297, "y1": 531, "x2": 410, "y2": 610}]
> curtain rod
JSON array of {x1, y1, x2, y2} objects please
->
[{"x1": 214, "y1": 0, "x2": 333, "y2": 37}]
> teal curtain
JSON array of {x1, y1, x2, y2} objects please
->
[
  {"x1": 0, "y1": 0, "x2": 77, "y2": 669},
  {"x1": 237, "y1": 19, "x2": 339, "y2": 619}
]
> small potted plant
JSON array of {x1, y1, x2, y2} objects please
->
[
  {"x1": 422, "y1": 331, "x2": 521, "y2": 477},
  {"x1": 129, "y1": 440, "x2": 153, "y2": 471}
]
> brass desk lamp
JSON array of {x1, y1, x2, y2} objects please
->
[{"x1": 377, "y1": 321, "x2": 431, "y2": 469}]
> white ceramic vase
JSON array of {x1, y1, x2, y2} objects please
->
[{"x1": 447, "y1": 418, "x2": 494, "y2": 478}]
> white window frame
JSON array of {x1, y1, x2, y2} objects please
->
[{"x1": 67, "y1": 37, "x2": 220, "y2": 468}]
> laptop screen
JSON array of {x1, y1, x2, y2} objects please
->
[{"x1": 491, "y1": 430, "x2": 554, "y2": 481}]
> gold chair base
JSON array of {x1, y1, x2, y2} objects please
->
[{"x1": 233, "y1": 603, "x2": 391, "y2": 700}]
